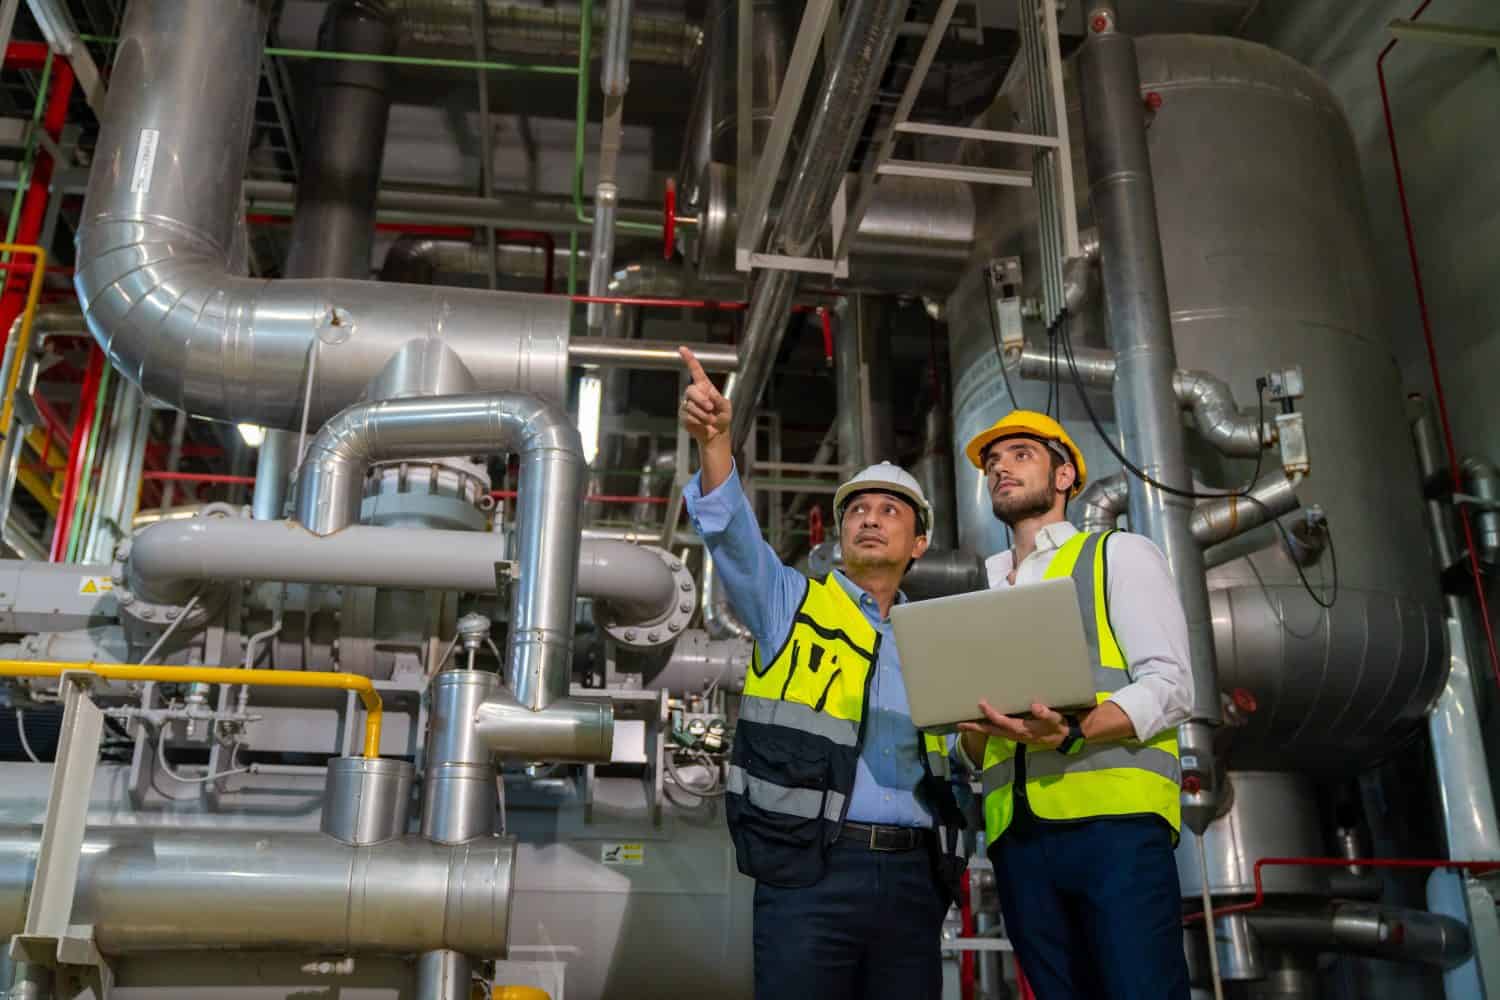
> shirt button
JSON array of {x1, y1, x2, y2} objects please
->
[
  {"x1": 883, "y1": 748, "x2": 891, "y2": 756},
  {"x1": 884, "y1": 794, "x2": 892, "y2": 802}
]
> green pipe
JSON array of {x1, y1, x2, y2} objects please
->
[
  {"x1": 65, "y1": 365, "x2": 112, "y2": 564},
  {"x1": 3, "y1": 53, "x2": 54, "y2": 244},
  {"x1": 78, "y1": 35, "x2": 579, "y2": 76}
]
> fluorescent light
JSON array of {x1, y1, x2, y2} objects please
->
[
  {"x1": 237, "y1": 423, "x2": 266, "y2": 448},
  {"x1": 577, "y1": 374, "x2": 602, "y2": 466}
]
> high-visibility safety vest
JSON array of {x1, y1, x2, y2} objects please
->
[
  {"x1": 981, "y1": 531, "x2": 1182, "y2": 842},
  {"x1": 726, "y1": 574, "x2": 962, "y2": 888}
]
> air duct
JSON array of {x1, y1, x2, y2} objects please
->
[{"x1": 74, "y1": 0, "x2": 571, "y2": 430}]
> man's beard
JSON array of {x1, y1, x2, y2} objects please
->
[{"x1": 991, "y1": 480, "x2": 1055, "y2": 525}]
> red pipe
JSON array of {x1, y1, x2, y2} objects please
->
[
  {"x1": 0, "y1": 55, "x2": 75, "y2": 360},
  {"x1": 4, "y1": 42, "x2": 51, "y2": 71},
  {"x1": 1184, "y1": 856, "x2": 1500, "y2": 925},
  {"x1": 818, "y1": 307, "x2": 835, "y2": 363},
  {"x1": 1377, "y1": 1, "x2": 1500, "y2": 693},
  {"x1": 958, "y1": 870, "x2": 976, "y2": 1000},
  {"x1": 1015, "y1": 963, "x2": 1036, "y2": 1000},
  {"x1": 489, "y1": 490, "x2": 668, "y2": 505},
  {"x1": 49, "y1": 348, "x2": 104, "y2": 561},
  {"x1": 141, "y1": 471, "x2": 256, "y2": 486}
]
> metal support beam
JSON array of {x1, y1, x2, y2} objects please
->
[{"x1": 1388, "y1": 19, "x2": 1500, "y2": 50}]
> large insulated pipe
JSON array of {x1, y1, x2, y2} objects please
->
[
  {"x1": 290, "y1": 393, "x2": 582, "y2": 711},
  {"x1": 122, "y1": 520, "x2": 683, "y2": 627},
  {"x1": 1078, "y1": 9, "x2": 1222, "y2": 825},
  {"x1": 284, "y1": 0, "x2": 396, "y2": 280},
  {"x1": 726, "y1": 0, "x2": 909, "y2": 451},
  {"x1": 1081, "y1": 471, "x2": 1303, "y2": 546},
  {"x1": 251, "y1": 430, "x2": 296, "y2": 521},
  {"x1": 0, "y1": 827, "x2": 514, "y2": 955},
  {"x1": 74, "y1": 0, "x2": 570, "y2": 429},
  {"x1": 1247, "y1": 904, "x2": 1470, "y2": 969}
]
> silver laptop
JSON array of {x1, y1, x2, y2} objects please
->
[{"x1": 890, "y1": 577, "x2": 1097, "y2": 733}]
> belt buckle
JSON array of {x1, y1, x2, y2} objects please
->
[{"x1": 868, "y1": 825, "x2": 883, "y2": 851}]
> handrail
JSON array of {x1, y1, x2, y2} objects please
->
[
  {"x1": 0, "y1": 242, "x2": 47, "y2": 433},
  {"x1": 0, "y1": 660, "x2": 384, "y2": 758}
]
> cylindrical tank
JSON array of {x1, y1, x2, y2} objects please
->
[{"x1": 946, "y1": 35, "x2": 1444, "y2": 772}]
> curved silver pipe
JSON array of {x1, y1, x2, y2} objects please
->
[
  {"x1": 1190, "y1": 472, "x2": 1301, "y2": 547},
  {"x1": 727, "y1": 0, "x2": 910, "y2": 451},
  {"x1": 1246, "y1": 904, "x2": 1470, "y2": 969},
  {"x1": 1019, "y1": 344, "x2": 1272, "y2": 458},
  {"x1": 1173, "y1": 369, "x2": 1271, "y2": 459},
  {"x1": 1078, "y1": 472, "x2": 1129, "y2": 534},
  {"x1": 1462, "y1": 457, "x2": 1500, "y2": 567},
  {"x1": 0, "y1": 826, "x2": 513, "y2": 956},
  {"x1": 74, "y1": 0, "x2": 569, "y2": 429},
  {"x1": 807, "y1": 542, "x2": 986, "y2": 600},
  {"x1": 292, "y1": 392, "x2": 583, "y2": 710}
]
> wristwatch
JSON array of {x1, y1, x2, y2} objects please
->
[{"x1": 1057, "y1": 716, "x2": 1086, "y2": 756}]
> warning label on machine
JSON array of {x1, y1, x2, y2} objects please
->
[
  {"x1": 600, "y1": 842, "x2": 645, "y2": 866},
  {"x1": 77, "y1": 576, "x2": 113, "y2": 596}
]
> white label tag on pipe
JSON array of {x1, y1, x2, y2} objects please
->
[{"x1": 130, "y1": 129, "x2": 160, "y2": 195}]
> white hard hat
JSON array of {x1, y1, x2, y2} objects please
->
[{"x1": 833, "y1": 462, "x2": 933, "y2": 536}]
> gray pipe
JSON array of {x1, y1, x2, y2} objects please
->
[
  {"x1": 123, "y1": 520, "x2": 679, "y2": 629},
  {"x1": 252, "y1": 430, "x2": 296, "y2": 521},
  {"x1": 727, "y1": 0, "x2": 909, "y2": 451},
  {"x1": 1078, "y1": 13, "x2": 1221, "y2": 827},
  {"x1": 0, "y1": 826, "x2": 513, "y2": 955},
  {"x1": 75, "y1": 0, "x2": 570, "y2": 430},
  {"x1": 1078, "y1": 473, "x2": 1129, "y2": 534},
  {"x1": 285, "y1": 1, "x2": 397, "y2": 280},
  {"x1": 1461, "y1": 457, "x2": 1500, "y2": 567},
  {"x1": 1247, "y1": 904, "x2": 1470, "y2": 970},
  {"x1": 807, "y1": 542, "x2": 987, "y2": 600},
  {"x1": 569, "y1": 337, "x2": 739, "y2": 372},
  {"x1": 1020, "y1": 343, "x2": 1272, "y2": 459}
]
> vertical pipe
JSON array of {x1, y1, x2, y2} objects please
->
[
  {"x1": 252, "y1": 429, "x2": 295, "y2": 521},
  {"x1": 282, "y1": 0, "x2": 398, "y2": 281},
  {"x1": 586, "y1": 0, "x2": 633, "y2": 334},
  {"x1": 834, "y1": 301, "x2": 867, "y2": 468},
  {"x1": 157, "y1": 410, "x2": 187, "y2": 511},
  {"x1": 1076, "y1": 8, "x2": 1222, "y2": 824},
  {"x1": 49, "y1": 348, "x2": 103, "y2": 562}
]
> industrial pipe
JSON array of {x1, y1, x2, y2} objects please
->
[
  {"x1": 0, "y1": 826, "x2": 514, "y2": 956},
  {"x1": 1078, "y1": 11, "x2": 1222, "y2": 828},
  {"x1": 1461, "y1": 457, "x2": 1500, "y2": 567},
  {"x1": 1082, "y1": 471, "x2": 1302, "y2": 545},
  {"x1": 1019, "y1": 343, "x2": 1273, "y2": 458},
  {"x1": 701, "y1": 551, "x2": 752, "y2": 641},
  {"x1": 1246, "y1": 904, "x2": 1470, "y2": 969},
  {"x1": 727, "y1": 0, "x2": 910, "y2": 451},
  {"x1": 123, "y1": 521, "x2": 684, "y2": 632},
  {"x1": 74, "y1": 0, "x2": 571, "y2": 429},
  {"x1": 806, "y1": 542, "x2": 987, "y2": 600},
  {"x1": 0, "y1": 661, "x2": 383, "y2": 757},
  {"x1": 473, "y1": 688, "x2": 614, "y2": 762},
  {"x1": 568, "y1": 337, "x2": 739, "y2": 372}
]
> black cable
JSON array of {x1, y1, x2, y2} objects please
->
[
  {"x1": 1055, "y1": 309, "x2": 1338, "y2": 609},
  {"x1": 985, "y1": 288, "x2": 1021, "y2": 407},
  {"x1": 1045, "y1": 329, "x2": 1057, "y2": 419}
]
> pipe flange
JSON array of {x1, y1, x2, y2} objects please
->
[{"x1": 599, "y1": 546, "x2": 697, "y2": 650}]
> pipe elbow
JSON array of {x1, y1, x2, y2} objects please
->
[
  {"x1": 1078, "y1": 472, "x2": 1128, "y2": 533},
  {"x1": 473, "y1": 690, "x2": 614, "y2": 763},
  {"x1": 1174, "y1": 369, "x2": 1267, "y2": 458}
]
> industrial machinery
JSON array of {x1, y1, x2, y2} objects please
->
[{"x1": 0, "y1": 0, "x2": 1493, "y2": 998}]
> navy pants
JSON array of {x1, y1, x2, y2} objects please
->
[
  {"x1": 991, "y1": 816, "x2": 1190, "y2": 1000},
  {"x1": 752, "y1": 840, "x2": 949, "y2": 1000}
]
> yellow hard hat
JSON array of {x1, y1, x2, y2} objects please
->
[{"x1": 963, "y1": 410, "x2": 1088, "y2": 496}]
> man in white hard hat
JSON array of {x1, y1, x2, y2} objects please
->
[{"x1": 677, "y1": 346, "x2": 964, "y2": 1000}]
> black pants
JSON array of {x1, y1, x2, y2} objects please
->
[
  {"x1": 752, "y1": 840, "x2": 949, "y2": 1000},
  {"x1": 991, "y1": 815, "x2": 1191, "y2": 999}
]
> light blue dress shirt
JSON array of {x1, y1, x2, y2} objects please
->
[{"x1": 684, "y1": 463, "x2": 936, "y2": 828}]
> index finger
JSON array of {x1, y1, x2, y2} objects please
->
[{"x1": 678, "y1": 346, "x2": 714, "y2": 389}]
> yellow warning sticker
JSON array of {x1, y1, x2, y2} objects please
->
[
  {"x1": 78, "y1": 576, "x2": 114, "y2": 596},
  {"x1": 600, "y1": 842, "x2": 644, "y2": 866}
]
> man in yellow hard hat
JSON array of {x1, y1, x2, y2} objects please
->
[
  {"x1": 676, "y1": 346, "x2": 965, "y2": 1000},
  {"x1": 956, "y1": 410, "x2": 1194, "y2": 999}
]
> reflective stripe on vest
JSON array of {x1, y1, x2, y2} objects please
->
[
  {"x1": 727, "y1": 764, "x2": 847, "y2": 822},
  {"x1": 740, "y1": 694, "x2": 860, "y2": 747},
  {"x1": 981, "y1": 531, "x2": 1182, "y2": 840}
]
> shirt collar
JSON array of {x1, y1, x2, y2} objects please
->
[
  {"x1": 1033, "y1": 519, "x2": 1079, "y2": 556},
  {"x1": 832, "y1": 569, "x2": 906, "y2": 619}
]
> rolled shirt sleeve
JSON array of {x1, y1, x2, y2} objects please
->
[{"x1": 1102, "y1": 532, "x2": 1195, "y2": 742}]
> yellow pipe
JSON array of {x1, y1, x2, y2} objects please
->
[
  {"x1": 0, "y1": 660, "x2": 384, "y2": 758},
  {"x1": 0, "y1": 243, "x2": 47, "y2": 435},
  {"x1": 24, "y1": 427, "x2": 65, "y2": 469},
  {"x1": 15, "y1": 463, "x2": 58, "y2": 514}
]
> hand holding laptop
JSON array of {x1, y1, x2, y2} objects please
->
[{"x1": 958, "y1": 700, "x2": 1073, "y2": 749}]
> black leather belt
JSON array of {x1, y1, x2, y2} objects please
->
[{"x1": 838, "y1": 820, "x2": 931, "y2": 852}]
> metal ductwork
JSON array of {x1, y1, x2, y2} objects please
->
[
  {"x1": 0, "y1": 826, "x2": 514, "y2": 956},
  {"x1": 807, "y1": 542, "x2": 987, "y2": 600},
  {"x1": 1079, "y1": 470, "x2": 1302, "y2": 547},
  {"x1": 727, "y1": 0, "x2": 911, "y2": 451},
  {"x1": 75, "y1": 0, "x2": 572, "y2": 430},
  {"x1": 389, "y1": 0, "x2": 702, "y2": 70}
]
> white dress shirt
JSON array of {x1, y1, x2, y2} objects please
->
[{"x1": 983, "y1": 520, "x2": 1194, "y2": 742}]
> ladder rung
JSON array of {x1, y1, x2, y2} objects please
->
[
  {"x1": 895, "y1": 122, "x2": 1061, "y2": 147},
  {"x1": 877, "y1": 160, "x2": 1033, "y2": 187}
]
